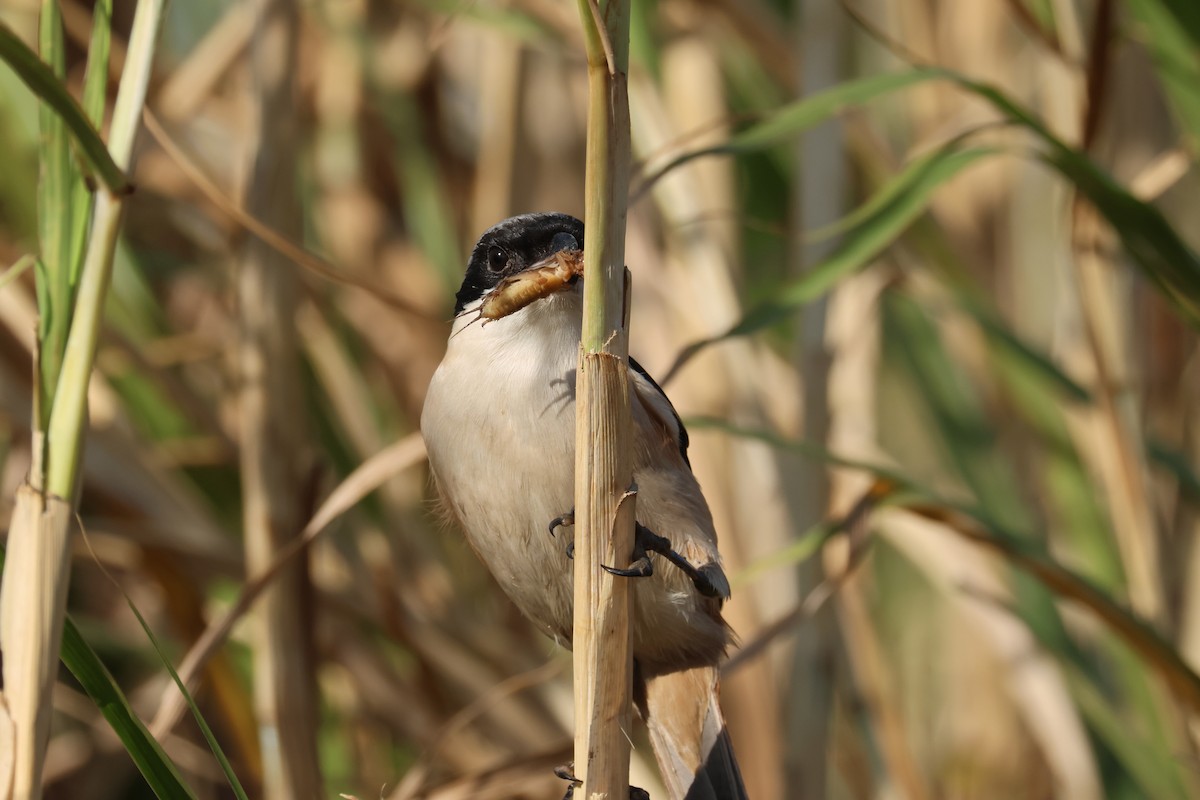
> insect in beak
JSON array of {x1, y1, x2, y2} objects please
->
[{"x1": 452, "y1": 249, "x2": 584, "y2": 335}]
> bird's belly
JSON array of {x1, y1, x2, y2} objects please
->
[{"x1": 422, "y1": 357, "x2": 578, "y2": 643}]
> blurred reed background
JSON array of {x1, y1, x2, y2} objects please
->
[{"x1": 0, "y1": 0, "x2": 1198, "y2": 798}]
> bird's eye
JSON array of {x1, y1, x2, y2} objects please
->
[{"x1": 486, "y1": 245, "x2": 507, "y2": 273}]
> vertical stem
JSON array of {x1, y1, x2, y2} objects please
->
[
  {"x1": 574, "y1": 354, "x2": 636, "y2": 798},
  {"x1": 785, "y1": 0, "x2": 843, "y2": 794},
  {"x1": 1, "y1": 1, "x2": 163, "y2": 796},
  {"x1": 579, "y1": 60, "x2": 631, "y2": 352},
  {"x1": 44, "y1": 0, "x2": 163, "y2": 502},
  {"x1": 1067, "y1": 0, "x2": 1163, "y2": 627},
  {"x1": 36, "y1": 0, "x2": 70, "y2": 434},
  {"x1": 573, "y1": 2, "x2": 635, "y2": 798},
  {"x1": 239, "y1": 1, "x2": 322, "y2": 797}
]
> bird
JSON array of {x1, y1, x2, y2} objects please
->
[{"x1": 420, "y1": 212, "x2": 747, "y2": 799}]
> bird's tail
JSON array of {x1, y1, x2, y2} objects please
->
[{"x1": 641, "y1": 666, "x2": 748, "y2": 800}]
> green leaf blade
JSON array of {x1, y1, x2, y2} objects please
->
[
  {"x1": 664, "y1": 142, "x2": 996, "y2": 377},
  {"x1": 60, "y1": 619, "x2": 201, "y2": 800},
  {"x1": 0, "y1": 20, "x2": 129, "y2": 194}
]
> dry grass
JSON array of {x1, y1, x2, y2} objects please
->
[{"x1": 0, "y1": 0, "x2": 1198, "y2": 798}]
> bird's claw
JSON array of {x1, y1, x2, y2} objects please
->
[
  {"x1": 606, "y1": 523, "x2": 729, "y2": 599},
  {"x1": 602, "y1": 554, "x2": 653, "y2": 579},
  {"x1": 549, "y1": 509, "x2": 576, "y2": 560},
  {"x1": 548, "y1": 510, "x2": 575, "y2": 538},
  {"x1": 556, "y1": 763, "x2": 650, "y2": 800}
]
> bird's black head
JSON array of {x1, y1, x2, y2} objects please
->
[{"x1": 455, "y1": 212, "x2": 584, "y2": 314}]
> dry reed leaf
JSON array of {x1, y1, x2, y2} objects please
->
[
  {"x1": 302, "y1": 434, "x2": 427, "y2": 541},
  {"x1": 150, "y1": 433, "x2": 426, "y2": 739},
  {"x1": 141, "y1": 111, "x2": 439, "y2": 323}
]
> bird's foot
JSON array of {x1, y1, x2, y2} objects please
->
[
  {"x1": 548, "y1": 509, "x2": 575, "y2": 560},
  {"x1": 603, "y1": 523, "x2": 730, "y2": 599},
  {"x1": 555, "y1": 764, "x2": 581, "y2": 800},
  {"x1": 551, "y1": 512, "x2": 728, "y2": 600},
  {"x1": 555, "y1": 763, "x2": 650, "y2": 800}
]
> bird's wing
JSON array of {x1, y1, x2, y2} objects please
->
[{"x1": 628, "y1": 356, "x2": 691, "y2": 469}]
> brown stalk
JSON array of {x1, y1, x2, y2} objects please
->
[
  {"x1": 1069, "y1": 202, "x2": 1164, "y2": 623},
  {"x1": 1080, "y1": 0, "x2": 1114, "y2": 150},
  {"x1": 573, "y1": 0, "x2": 636, "y2": 798},
  {"x1": 1069, "y1": 0, "x2": 1162, "y2": 625},
  {"x1": 237, "y1": 2, "x2": 321, "y2": 796}
]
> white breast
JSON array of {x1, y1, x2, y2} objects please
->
[{"x1": 421, "y1": 294, "x2": 582, "y2": 643}]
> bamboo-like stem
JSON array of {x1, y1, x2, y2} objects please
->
[
  {"x1": 0, "y1": 1, "x2": 166, "y2": 797},
  {"x1": 573, "y1": 1, "x2": 635, "y2": 798},
  {"x1": 44, "y1": 0, "x2": 163, "y2": 500},
  {"x1": 786, "y1": 0, "x2": 843, "y2": 794},
  {"x1": 0, "y1": 486, "x2": 72, "y2": 799},
  {"x1": 1069, "y1": 201, "x2": 1163, "y2": 624},
  {"x1": 36, "y1": 0, "x2": 71, "y2": 436},
  {"x1": 238, "y1": 1, "x2": 322, "y2": 797}
]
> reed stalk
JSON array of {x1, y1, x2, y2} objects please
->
[
  {"x1": 785, "y1": 1, "x2": 844, "y2": 794},
  {"x1": 0, "y1": 0, "x2": 164, "y2": 796},
  {"x1": 573, "y1": 1, "x2": 635, "y2": 798},
  {"x1": 238, "y1": 1, "x2": 322, "y2": 797}
]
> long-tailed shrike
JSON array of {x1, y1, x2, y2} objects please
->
[{"x1": 421, "y1": 212, "x2": 747, "y2": 799}]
